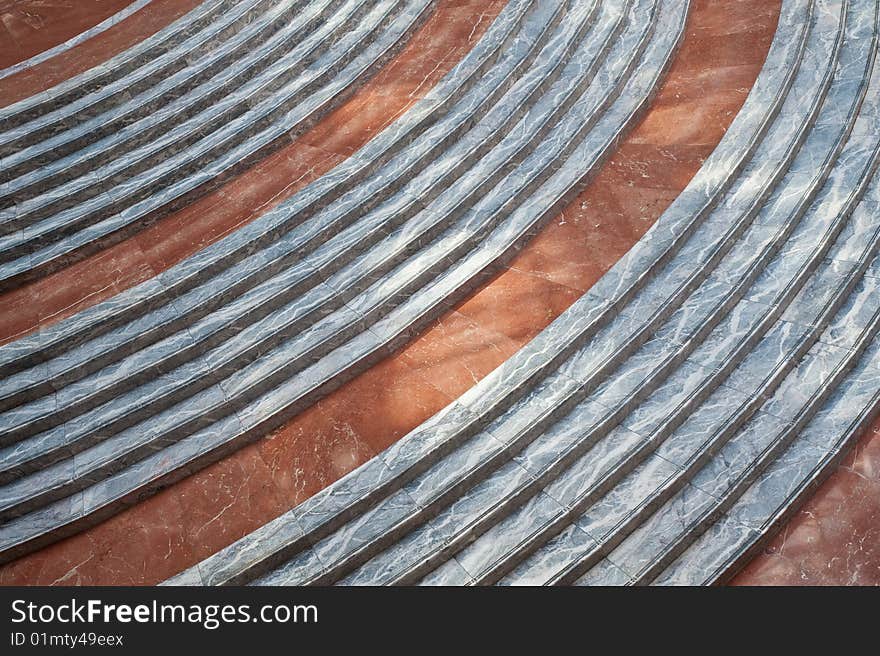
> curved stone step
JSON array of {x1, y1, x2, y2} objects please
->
[
  {"x1": 0, "y1": 0, "x2": 373, "y2": 230},
  {"x1": 434, "y1": 0, "x2": 880, "y2": 588},
  {"x1": 631, "y1": 295, "x2": 880, "y2": 586},
  {"x1": 0, "y1": 0, "x2": 575, "y2": 459},
  {"x1": 508, "y1": 146, "x2": 880, "y2": 586},
  {"x1": 656, "y1": 321, "x2": 880, "y2": 586},
  {"x1": 0, "y1": 0, "x2": 436, "y2": 292},
  {"x1": 629, "y1": 179, "x2": 880, "y2": 586},
  {"x1": 0, "y1": 0, "x2": 347, "y2": 198},
  {"x1": 483, "y1": 0, "x2": 879, "y2": 587},
  {"x1": 402, "y1": 0, "x2": 880, "y2": 587},
  {"x1": 0, "y1": 0, "x2": 535, "y2": 387},
  {"x1": 162, "y1": 0, "x2": 868, "y2": 587},
  {"x1": 0, "y1": 0, "x2": 259, "y2": 133},
  {"x1": 0, "y1": 0, "x2": 686, "y2": 564},
  {"x1": 0, "y1": 0, "x2": 165, "y2": 83}
]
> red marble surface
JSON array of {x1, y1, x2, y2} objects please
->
[
  {"x1": 0, "y1": 0, "x2": 790, "y2": 586},
  {"x1": 0, "y1": 0, "x2": 509, "y2": 585},
  {"x1": 0, "y1": 0, "x2": 136, "y2": 68},
  {"x1": 0, "y1": 0, "x2": 203, "y2": 106},
  {"x1": 732, "y1": 414, "x2": 880, "y2": 586},
  {"x1": 0, "y1": 0, "x2": 507, "y2": 347}
]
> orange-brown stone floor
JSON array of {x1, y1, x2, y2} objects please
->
[
  {"x1": 0, "y1": 0, "x2": 204, "y2": 106},
  {"x1": 0, "y1": 0, "x2": 510, "y2": 584},
  {"x1": 732, "y1": 415, "x2": 880, "y2": 586},
  {"x1": 1, "y1": 0, "x2": 877, "y2": 586},
  {"x1": 0, "y1": 0, "x2": 508, "y2": 347},
  {"x1": 0, "y1": 0, "x2": 140, "y2": 68}
]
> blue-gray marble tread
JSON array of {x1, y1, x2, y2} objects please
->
[
  {"x1": 0, "y1": 0, "x2": 437, "y2": 289},
  {"x1": 0, "y1": 0, "x2": 261, "y2": 130},
  {"x1": 0, "y1": 0, "x2": 537, "y2": 384},
  {"x1": 0, "y1": 0, "x2": 347, "y2": 192},
  {"x1": 0, "y1": 0, "x2": 563, "y2": 478},
  {"x1": 0, "y1": 0, "x2": 688, "y2": 562},
  {"x1": 0, "y1": 0, "x2": 571, "y2": 453},
  {"x1": 0, "y1": 0, "x2": 377, "y2": 229},
  {"x1": 0, "y1": 0, "x2": 159, "y2": 83},
  {"x1": 0, "y1": 0, "x2": 539, "y2": 384},
  {"x1": 161, "y1": 0, "x2": 880, "y2": 586}
]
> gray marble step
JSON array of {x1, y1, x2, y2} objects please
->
[
  {"x1": 0, "y1": 0, "x2": 264, "y2": 136},
  {"x1": 0, "y1": 0, "x2": 370, "y2": 226},
  {"x1": 426, "y1": 0, "x2": 880, "y2": 586},
  {"x1": 163, "y1": 0, "x2": 880, "y2": 587},
  {"x1": 489, "y1": 0, "x2": 880, "y2": 587},
  {"x1": 0, "y1": 0, "x2": 537, "y2": 384},
  {"x1": 0, "y1": 0, "x2": 629, "y2": 520},
  {"x1": 0, "y1": 0, "x2": 575, "y2": 460},
  {"x1": 442, "y1": 0, "x2": 880, "y2": 587},
  {"x1": 0, "y1": 0, "x2": 685, "y2": 563},
  {"x1": 632, "y1": 184, "x2": 880, "y2": 586},
  {"x1": 0, "y1": 0, "x2": 435, "y2": 292},
  {"x1": 508, "y1": 173, "x2": 879, "y2": 585},
  {"x1": 0, "y1": 0, "x2": 581, "y2": 502},
  {"x1": 655, "y1": 321, "x2": 880, "y2": 586},
  {"x1": 640, "y1": 307, "x2": 880, "y2": 586},
  {"x1": 0, "y1": 0, "x2": 160, "y2": 84},
  {"x1": 0, "y1": 0, "x2": 345, "y2": 197}
]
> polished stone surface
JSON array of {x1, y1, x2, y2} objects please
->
[
  {"x1": 164, "y1": 0, "x2": 880, "y2": 587},
  {"x1": 0, "y1": 1, "x2": 147, "y2": 69},
  {"x1": 1, "y1": 0, "x2": 878, "y2": 587},
  {"x1": 0, "y1": 0, "x2": 505, "y2": 347},
  {"x1": 732, "y1": 414, "x2": 880, "y2": 585},
  {"x1": 0, "y1": 0, "x2": 508, "y2": 585},
  {"x1": 0, "y1": 0, "x2": 203, "y2": 106},
  {"x1": 3, "y1": 0, "x2": 781, "y2": 586}
]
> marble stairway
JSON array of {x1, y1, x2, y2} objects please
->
[
  {"x1": 164, "y1": 0, "x2": 880, "y2": 586},
  {"x1": 0, "y1": 0, "x2": 877, "y2": 586},
  {"x1": 0, "y1": 0, "x2": 690, "y2": 565},
  {"x1": 0, "y1": 0, "x2": 437, "y2": 291}
]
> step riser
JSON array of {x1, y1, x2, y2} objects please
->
[
  {"x1": 0, "y1": 0, "x2": 238, "y2": 127},
  {"x1": 0, "y1": 0, "x2": 350, "y2": 200},
  {"x1": 398, "y1": 0, "x2": 851, "y2": 586},
  {"x1": 0, "y1": 0, "x2": 688, "y2": 564},
  {"x1": 0, "y1": 0, "x2": 584, "y2": 444},
  {"x1": 245, "y1": 0, "x2": 689, "y2": 586},
  {"x1": 0, "y1": 1, "x2": 539, "y2": 384},
  {"x1": 0, "y1": 0, "x2": 438, "y2": 293}
]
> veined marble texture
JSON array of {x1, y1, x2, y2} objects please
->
[
  {"x1": 0, "y1": 0, "x2": 877, "y2": 586},
  {"x1": 0, "y1": 0, "x2": 158, "y2": 80},
  {"x1": 0, "y1": 0, "x2": 344, "y2": 196},
  {"x1": 0, "y1": 0, "x2": 439, "y2": 291},
  {"x1": 162, "y1": 0, "x2": 880, "y2": 586},
  {"x1": 0, "y1": 0, "x2": 242, "y2": 123},
  {"x1": 0, "y1": 0, "x2": 693, "y2": 564}
]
